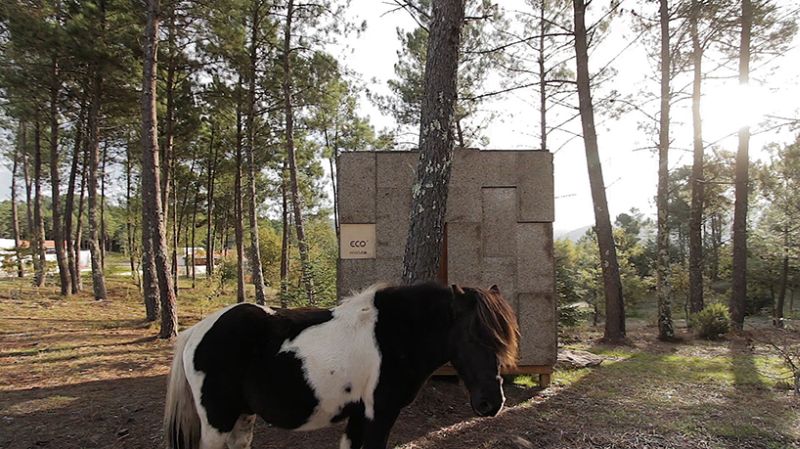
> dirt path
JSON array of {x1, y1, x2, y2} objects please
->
[{"x1": 2, "y1": 281, "x2": 800, "y2": 449}]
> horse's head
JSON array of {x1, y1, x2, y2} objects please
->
[{"x1": 447, "y1": 284, "x2": 519, "y2": 417}]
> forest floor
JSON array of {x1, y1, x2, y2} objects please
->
[{"x1": 1, "y1": 272, "x2": 800, "y2": 449}]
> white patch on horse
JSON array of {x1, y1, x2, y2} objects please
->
[
  {"x1": 280, "y1": 285, "x2": 383, "y2": 431},
  {"x1": 182, "y1": 303, "x2": 273, "y2": 440},
  {"x1": 339, "y1": 434, "x2": 352, "y2": 449}
]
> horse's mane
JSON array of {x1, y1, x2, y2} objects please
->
[
  {"x1": 350, "y1": 282, "x2": 519, "y2": 368},
  {"x1": 470, "y1": 287, "x2": 520, "y2": 369}
]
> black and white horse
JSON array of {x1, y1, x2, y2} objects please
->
[{"x1": 164, "y1": 282, "x2": 519, "y2": 449}]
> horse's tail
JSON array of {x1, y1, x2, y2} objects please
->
[{"x1": 164, "y1": 327, "x2": 201, "y2": 449}]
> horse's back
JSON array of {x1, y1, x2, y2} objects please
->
[{"x1": 183, "y1": 302, "x2": 338, "y2": 432}]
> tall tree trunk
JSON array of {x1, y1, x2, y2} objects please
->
[
  {"x1": 176, "y1": 158, "x2": 195, "y2": 280},
  {"x1": 65, "y1": 98, "x2": 86, "y2": 293},
  {"x1": 688, "y1": 0, "x2": 705, "y2": 315},
  {"x1": 656, "y1": 0, "x2": 674, "y2": 340},
  {"x1": 20, "y1": 122, "x2": 33, "y2": 242},
  {"x1": 573, "y1": 0, "x2": 625, "y2": 341},
  {"x1": 100, "y1": 143, "x2": 107, "y2": 269},
  {"x1": 205, "y1": 124, "x2": 217, "y2": 278},
  {"x1": 401, "y1": 0, "x2": 464, "y2": 284},
  {"x1": 538, "y1": 0, "x2": 547, "y2": 152},
  {"x1": 143, "y1": 0, "x2": 177, "y2": 337},
  {"x1": 49, "y1": 56, "x2": 71, "y2": 296},
  {"x1": 141, "y1": 210, "x2": 160, "y2": 321},
  {"x1": 11, "y1": 131, "x2": 24, "y2": 278},
  {"x1": 87, "y1": 69, "x2": 107, "y2": 300},
  {"x1": 280, "y1": 167, "x2": 290, "y2": 308},
  {"x1": 709, "y1": 213, "x2": 720, "y2": 282},
  {"x1": 191, "y1": 197, "x2": 197, "y2": 288},
  {"x1": 775, "y1": 226, "x2": 788, "y2": 328},
  {"x1": 126, "y1": 144, "x2": 140, "y2": 290},
  {"x1": 246, "y1": 6, "x2": 267, "y2": 305},
  {"x1": 282, "y1": 0, "x2": 315, "y2": 304},
  {"x1": 326, "y1": 130, "x2": 340, "y2": 241},
  {"x1": 220, "y1": 213, "x2": 228, "y2": 257},
  {"x1": 235, "y1": 87, "x2": 246, "y2": 304},
  {"x1": 33, "y1": 119, "x2": 47, "y2": 288},
  {"x1": 161, "y1": 5, "x2": 178, "y2": 294},
  {"x1": 161, "y1": 5, "x2": 177, "y2": 221},
  {"x1": 74, "y1": 144, "x2": 88, "y2": 293},
  {"x1": 730, "y1": 0, "x2": 752, "y2": 331},
  {"x1": 184, "y1": 221, "x2": 190, "y2": 278},
  {"x1": 171, "y1": 163, "x2": 179, "y2": 295}
]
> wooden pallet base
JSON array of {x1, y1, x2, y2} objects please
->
[{"x1": 433, "y1": 365, "x2": 553, "y2": 388}]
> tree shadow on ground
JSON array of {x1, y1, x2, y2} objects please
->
[
  {"x1": 399, "y1": 338, "x2": 800, "y2": 449},
  {"x1": 0, "y1": 374, "x2": 542, "y2": 449},
  {"x1": 0, "y1": 336, "x2": 158, "y2": 359},
  {"x1": 2, "y1": 335, "x2": 797, "y2": 449}
]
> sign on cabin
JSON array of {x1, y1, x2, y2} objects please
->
[
  {"x1": 340, "y1": 224, "x2": 377, "y2": 259},
  {"x1": 336, "y1": 148, "x2": 556, "y2": 385}
]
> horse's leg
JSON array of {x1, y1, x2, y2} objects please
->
[
  {"x1": 198, "y1": 425, "x2": 227, "y2": 449},
  {"x1": 226, "y1": 414, "x2": 256, "y2": 449},
  {"x1": 340, "y1": 410, "x2": 365, "y2": 449},
  {"x1": 362, "y1": 408, "x2": 400, "y2": 449}
]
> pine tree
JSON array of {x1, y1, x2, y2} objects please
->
[
  {"x1": 730, "y1": 0, "x2": 753, "y2": 331},
  {"x1": 143, "y1": 0, "x2": 177, "y2": 338},
  {"x1": 573, "y1": 0, "x2": 625, "y2": 342},
  {"x1": 656, "y1": 0, "x2": 674, "y2": 340},
  {"x1": 401, "y1": 0, "x2": 465, "y2": 284}
]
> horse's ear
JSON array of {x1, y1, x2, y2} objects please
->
[
  {"x1": 489, "y1": 284, "x2": 501, "y2": 294},
  {"x1": 451, "y1": 284, "x2": 466, "y2": 295}
]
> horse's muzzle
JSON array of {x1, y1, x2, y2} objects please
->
[{"x1": 472, "y1": 397, "x2": 503, "y2": 417}]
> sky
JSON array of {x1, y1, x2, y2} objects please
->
[
  {"x1": 339, "y1": 0, "x2": 800, "y2": 233},
  {"x1": 2, "y1": 0, "x2": 799, "y2": 234}
]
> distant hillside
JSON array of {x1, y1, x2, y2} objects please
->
[{"x1": 555, "y1": 225, "x2": 592, "y2": 242}]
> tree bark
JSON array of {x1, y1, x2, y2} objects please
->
[
  {"x1": 143, "y1": 0, "x2": 177, "y2": 337},
  {"x1": 326, "y1": 130, "x2": 340, "y2": 241},
  {"x1": 401, "y1": 0, "x2": 465, "y2": 285},
  {"x1": 775, "y1": 226, "x2": 788, "y2": 328},
  {"x1": 656, "y1": 0, "x2": 674, "y2": 340},
  {"x1": 141, "y1": 206, "x2": 160, "y2": 321},
  {"x1": 205, "y1": 124, "x2": 217, "y2": 278},
  {"x1": 246, "y1": 3, "x2": 268, "y2": 305},
  {"x1": 74, "y1": 142, "x2": 88, "y2": 293},
  {"x1": 730, "y1": 0, "x2": 752, "y2": 331},
  {"x1": 573, "y1": 0, "x2": 625, "y2": 341},
  {"x1": 235, "y1": 86, "x2": 246, "y2": 304},
  {"x1": 125, "y1": 143, "x2": 141, "y2": 290},
  {"x1": 49, "y1": 55, "x2": 71, "y2": 296},
  {"x1": 709, "y1": 212, "x2": 720, "y2": 282},
  {"x1": 191, "y1": 195, "x2": 197, "y2": 288},
  {"x1": 538, "y1": 0, "x2": 547, "y2": 152},
  {"x1": 282, "y1": 0, "x2": 315, "y2": 304},
  {"x1": 87, "y1": 64, "x2": 107, "y2": 300},
  {"x1": 100, "y1": 143, "x2": 107, "y2": 269},
  {"x1": 65, "y1": 98, "x2": 86, "y2": 293},
  {"x1": 11, "y1": 129, "x2": 24, "y2": 278},
  {"x1": 688, "y1": 0, "x2": 705, "y2": 315},
  {"x1": 161, "y1": 5, "x2": 177, "y2": 221},
  {"x1": 33, "y1": 119, "x2": 47, "y2": 288},
  {"x1": 20, "y1": 121, "x2": 33, "y2": 243},
  {"x1": 280, "y1": 166, "x2": 290, "y2": 308},
  {"x1": 171, "y1": 161, "x2": 179, "y2": 295}
]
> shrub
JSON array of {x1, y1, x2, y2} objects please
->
[
  {"x1": 559, "y1": 303, "x2": 588, "y2": 328},
  {"x1": 691, "y1": 303, "x2": 731, "y2": 340}
]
